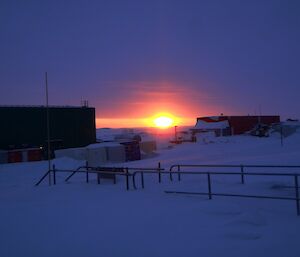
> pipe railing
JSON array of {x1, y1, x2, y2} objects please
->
[
  {"x1": 35, "y1": 163, "x2": 164, "y2": 191},
  {"x1": 36, "y1": 165, "x2": 132, "y2": 190},
  {"x1": 169, "y1": 164, "x2": 300, "y2": 184},
  {"x1": 131, "y1": 170, "x2": 300, "y2": 216},
  {"x1": 35, "y1": 162, "x2": 300, "y2": 215}
]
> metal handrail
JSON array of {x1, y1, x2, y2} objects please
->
[
  {"x1": 170, "y1": 164, "x2": 300, "y2": 170},
  {"x1": 35, "y1": 169, "x2": 52, "y2": 186},
  {"x1": 64, "y1": 165, "x2": 89, "y2": 182},
  {"x1": 35, "y1": 165, "x2": 132, "y2": 189},
  {"x1": 35, "y1": 163, "x2": 165, "y2": 190},
  {"x1": 131, "y1": 170, "x2": 300, "y2": 216},
  {"x1": 35, "y1": 163, "x2": 300, "y2": 215},
  {"x1": 169, "y1": 164, "x2": 300, "y2": 183}
]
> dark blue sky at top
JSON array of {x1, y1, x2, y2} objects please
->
[{"x1": 1, "y1": 0, "x2": 299, "y2": 125}]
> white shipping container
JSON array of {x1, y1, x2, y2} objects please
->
[
  {"x1": 106, "y1": 144, "x2": 126, "y2": 163},
  {"x1": 86, "y1": 144, "x2": 108, "y2": 166}
]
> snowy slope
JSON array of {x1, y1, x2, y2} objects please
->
[{"x1": 0, "y1": 131, "x2": 300, "y2": 257}]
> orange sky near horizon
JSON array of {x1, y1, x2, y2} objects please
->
[
  {"x1": 96, "y1": 116, "x2": 195, "y2": 128},
  {"x1": 94, "y1": 80, "x2": 230, "y2": 128}
]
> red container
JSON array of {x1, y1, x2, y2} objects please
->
[
  {"x1": 27, "y1": 148, "x2": 42, "y2": 161},
  {"x1": 8, "y1": 150, "x2": 23, "y2": 163}
]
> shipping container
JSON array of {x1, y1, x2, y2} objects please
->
[
  {"x1": 0, "y1": 150, "x2": 8, "y2": 164},
  {"x1": 86, "y1": 144, "x2": 107, "y2": 166},
  {"x1": 139, "y1": 141, "x2": 157, "y2": 155},
  {"x1": 120, "y1": 141, "x2": 141, "y2": 161},
  {"x1": 27, "y1": 148, "x2": 43, "y2": 161},
  {"x1": 8, "y1": 150, "x2": 23, "y2": 163},
  {"x1": 106, "y1": 143, "x2": 126, "y2": 163}
]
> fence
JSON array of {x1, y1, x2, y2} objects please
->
[
  {"x1": 131, "y1": 164, "x2": 300, "y2": 216},
  {"x1": 35, "y1": 162, "x2": 164, "y2": 191},
  {"x1": 169, "y1": 164, "x2": 300, "y2": 184},
  {"x1": 35, "y1": 162, "x2": 300, "y2": 215}
]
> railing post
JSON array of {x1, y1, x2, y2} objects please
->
[
  {"x1": 53, "y1": 164, "x2": 56, "y2": 185},
  {"x1": 207, "y1": 173, "x2": 212, "y2": 199},
  {"x1": 85, "y1": 161, "x2": 89, "y2": 183},
  {"x1": 48, "y1": 167, "x2": 52, "y2": 186},
  {"x1": 170, "y1": 166, "x2": 173, "y2": 181},
  {"x1": 141, "y1": 172, "x2": 144, "y2": 189},
  {"x1": 158, "y1": 162, "x2": 161, "y2": 183},
  {"x1": 97, "y1": 173, "x2": 101, "y2": 184},
  {"x1": 178, "y1": 165, "x2": 181, "y2": 181},
  {"x1": 295, "y1": 175, "x2": 299, "y2": 216},
  {"x1": 240, "y1": 165, "x2": 245, "y2": 184},
  {"x1": 132, "y1": 173, "x2": 137, "y2": 189},
  {"x1": 126, "y1": 167, "x2": 129, "y2": 191},
  {"x1": 86, "y1": 168, "x2": 89, "y2": 183}
]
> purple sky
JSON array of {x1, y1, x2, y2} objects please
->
[{"x1": 1, "y1": 0, "x2": 299, "y2": 127}]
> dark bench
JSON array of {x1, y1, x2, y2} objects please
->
[{"x1": 93, "y1": 167, "x2": 126, "y2": 184}]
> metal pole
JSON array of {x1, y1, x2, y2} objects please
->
[
  {"x1": 53, "y1": 164, "x2": 56, "y2": 185},
  {"x1": 178, "y1": 165, "x2": 181, "y2": 181},
  {"x1": 141, "y1": 172, "x2": 144, "y2": 189},
  {"x1": 86, "y1": 169, "x2": 89, "y2": 183},
  {"x1": 45, "y1": 72, "x2": 51, "y2": 186},
  {"x1": 158, "y1": 162, "x2": 161, "y2": 183},
  {"x1": 35, "y1": 170, "x2": 51, "y2": 186},
  {"x1": 126, "y1": 168, "x2": 129, "y2": 191},
  {"x1": 207, "y1": 173, "x2": 212, "y2": 199},
  {"x1": 132, "y1": 174, "x2": 137, "y2": 189},
  {"x1": 295, "y1": 175, "x2": 299, "y2": 216},
  {"x1": 280, "y1": 125, "x2": 283, "y2": 147},
  {"x1": 174, "y1": 126, "x2": 178, "y2": 142},
  {"x1": 241, "y1": 165, "x2": 245, "y2": 184}
]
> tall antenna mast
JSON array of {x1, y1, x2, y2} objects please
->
[{"x1": 45, "y1": 72, "x2": 51, "y2": 185}]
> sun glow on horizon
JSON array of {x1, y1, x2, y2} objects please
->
[
  {"x1": 146, "y1": 112, "x2": 180, "y2": 129},
  {"x1": 95, "y1": 113, "x2": 195, "y2": 129},
  {"x1": 153, "y1": 116, "x2": 174, "y2": 129}
]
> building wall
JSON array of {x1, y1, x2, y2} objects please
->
[
  {"x1": 228, "y1": 116, "x2": 280, "y2": 134},
  {"x1": 195, "y1": 115, "x2": 280, "y2": 135},
  {"x1": 0, "y1": 106, "x2": 96, "y2": 150}
]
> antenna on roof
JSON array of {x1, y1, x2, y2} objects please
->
[
  {"x1": 258, "y1": 104, "x2": 262, "y2": 124},
  {"x1": 45, "y1": 72, "x2": 51, "y2": 185},
  {"x1": 81, "y1": 99, "x2": 89, "y2": 107}
]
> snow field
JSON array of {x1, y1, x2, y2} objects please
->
[{"x1": 1, "y1": 131, "x2": 300, "y2": 257}]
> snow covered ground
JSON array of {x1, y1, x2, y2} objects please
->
[{"x1": 1, "y1": 130, "x2": 300, "y2": 257}]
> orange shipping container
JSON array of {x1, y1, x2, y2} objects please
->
[
  {"x1": 8, "y1": 150, "x2": 23, "y2": 163},
  {"x1": 27, "y1": 149, "x2": 43, "y2": 161}
]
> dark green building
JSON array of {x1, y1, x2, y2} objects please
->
[{"x1": 0, "y1": 106, "x2": 96, "y2": 150}]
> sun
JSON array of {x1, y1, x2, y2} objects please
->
[{"x1": 153, "y1": 116, "x2": 174, "y2": 128}]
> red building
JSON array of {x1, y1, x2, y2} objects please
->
[{"x1": 193, "y1": 115, "x2": 280, "y2": 136}]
